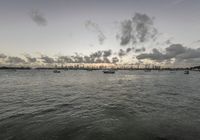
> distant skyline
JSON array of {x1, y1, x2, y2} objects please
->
[{"x1": 0, "y1": 0, "x2": 200, "y2": 67}]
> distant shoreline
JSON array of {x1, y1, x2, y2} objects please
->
[{"x1": 0, "y1": 66, "x2": 199, "y2": 71}]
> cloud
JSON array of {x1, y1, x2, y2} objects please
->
[
  {"x1": 172, "y1": 0, "x2": 186, "y2": 5},
  {"x1": 136, "y1": 44, "x2": 200, "y2": 64},
  {"x1": 126, "y1": 48, "x2": 132, "y2": 53},
  {"x1": 119, "y1": 20, "x2": 133, "y2": 45},
  {"x1": 71, "y1": 53, "x2": 84, "y2": 63},
  {"x1": 102, "y1": 50, "x2": 112, "y2": 57},
  {"x1": 24, "y1": 54, "x2": 37, "y2": 63},
  {"x1": 6, "y1": 57, "x2": 26, "y2": 64},
  {"x1": 165, "y1": 44, "x2": 186, "y2": 58},
  {"x1": 177, "y1": 48, "x2": 200, "y2": 60},
  {"x1": 55, "y1": 50, "x2": 112, "y2": 64},
  {"x1": 135, "y1": 47, "x2": 146, "y2": 53},
  {"x1": 118, "y1": 13, "x2": 158, "y2": 46},
  {"x1": 0, "y1": 50, "x2": 113, "y2": 66},
  {"x1": 117, "y1": 47, "x2": 135, "y2": 58},
  {"x1": 30, "y1": 9, "x2": 48, "y2": 26},
  {"x1": 102, "y1": 57, "x2": 111, "y2": 63},
  {"x1": 90, "y1": 51, "x2": 103, "y2": 59},
  {"x1": 85, "y1": 20, "x2": 106, "y2": 45},
  {"x1": 112, "y1": 57, "x2": 119, "y2": 64},
  {"x1": 57, "y1": 50, "x2": 112, "y2": 64},
  {"x1": 137, "y1": 48, "x2": 166, "y2": 61},
  {"x1": 0, "y1": 54, "x2": 7, "y2": 59},
  {"x1": 118, "y1": 49, "x2": 127, "y2": 57},
  {"x1": 40, "y1": 55, "x2": 55, "y2": 64},
  {"x1": 57, "y1": 56, "x2": 73, "y2": 63}
]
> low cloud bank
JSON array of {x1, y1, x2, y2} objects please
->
[{"x1": 137, "y1": 44, "x2": 200, "y2": 65}]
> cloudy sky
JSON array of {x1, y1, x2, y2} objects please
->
[{"x1": 0, "y1": 0, "x2": 200, "y2": 67}]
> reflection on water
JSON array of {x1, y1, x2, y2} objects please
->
[{"x1": 0, "y1": 70, "x2": 200, "y2": 140}]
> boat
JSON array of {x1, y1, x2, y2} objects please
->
[
  {"x1": 184, "y1": 70, "x2": 189, "y2": 74},
  {"x1": 103, "y1": 69, "x2": 115, "y2": 74},
  {"x1": 53, "y1": 69, "x2": 61, "y2": 73}
]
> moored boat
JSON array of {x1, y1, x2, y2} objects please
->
[
  {"x1": 53, "y1": 69, "x2": 61, "y2": 73},
  {"x1": 103, "y1": 69, "x2": 115, "y2": 74}
]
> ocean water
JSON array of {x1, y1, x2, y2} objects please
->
[{"x1": 0, "y1": 70, "x2": 200, "y2": 140}]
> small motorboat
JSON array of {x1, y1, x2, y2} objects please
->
[
  {"x1": 53, "y1": 69, "x2": 61, "y2": 73},
  {"x1": 103, "y1": 69, "x2": 115, "y2": 74},
  {"x1": 184, "y1": 70, "x2": 189, "y2": 74}
]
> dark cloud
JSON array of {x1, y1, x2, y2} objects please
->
[
  {"x1": 102, "y1": 50, "x2": 112, "y2": 57},
  {"x1": 118, "y1": 47, "x2": 134, "y2": 57},
  {"x1": 137, "y1": 48, "x2": 166, "y2": 61},
  {"x1": 118, "y1": 49, "x2": 127, "y2": 57},
  {"x1": 90, "y1": 51, "x2": 103, "y2": 59},
  {"x1": 88, "y1": 50, "x2": 112, "y2": 63},
  {"x1": 135, "y1": 47, "x2": 146, "y2": 53},
  {"x1": 118, "y1": 13, "x2": 158, "y2": 46},
  {"x1": 136, "y1": 44, "x2": 200, "y2": 64},
  {"x1": 119, "y1": 20, "x2": 133, "y2": 45},
  {"x1": 126, "y1": 48, "x2": 132, "y2": 53},
  {"x1": 85, "y1": 20, "x2": 106, "y2": 45},
  {"x1": 30, "y1": 9, "x2": 48, "y2": 26},
  {"x1": 177, "y1": 48, "x2": 200, "y2": 60},
  {"x1": 112, "y1": 57, "x2": 119, "y2": 64}
]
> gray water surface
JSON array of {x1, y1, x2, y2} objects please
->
[{"x1": 0, "y1": 70, "x2": 200, "y2": 140}]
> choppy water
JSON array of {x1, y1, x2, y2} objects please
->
[{"x1": 0, "y1": 70, "x2": 200, "y2": 140}]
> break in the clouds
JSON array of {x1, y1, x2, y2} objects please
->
[
  {"x1": 118, "y1": 13, "x2": 158, "y2": 46},
  {"x1": 30, "y1": 9, "x2": 48, "y2": 26},
  {"x1": 137, "y1": 44, "x2": 200, "y2": 63},
  {"x1": 85, "y1": 20, "x2": 106, "y2": 45}
]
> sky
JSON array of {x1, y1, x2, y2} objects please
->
[{"x1": 0, "y1": 0, "x2": 200, "y2": 67}]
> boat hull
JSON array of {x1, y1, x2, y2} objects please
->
[{"x1": 103, "y1": 71, "x2": 115, "y2": 74}]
